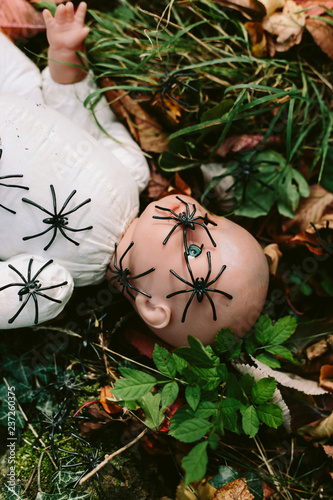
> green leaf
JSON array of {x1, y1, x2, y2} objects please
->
[
  {"x1": 208, "y1": 432, "x2": 219, "y2": 450},
  {"x1": 174, "y1": 336, "x2": 215, "y2": 368},
  {"x1": 220, "y1": 397, "x2": 243, "y2": 433},
  {"x1": 153, "y1": 345, "x2": 176, "y2": 378},
  {"x1": 254, "y1": 315, "x2": 272, "y2": 344},
  {"x1": 209, "y1": 465, "x2": 238, "y2": 489},
  {"x1": 244, "y1": 471, "x2": 264, "y2": 500},
  {"x1": 241, "y1": 405, "x2": 260, "y2": 438},
  {"x1": 140, "y1": 392, "x2": 165, "y2": 430},
  {"x1": 189, "y1": 366, "x2": 221, "y2": 390},
  {"x1": 257, "y1": 403, "x2": 283, "y2": 428},
  {"x1": 214, "y1": 328, "x2": 242, "y2": 360},
  {"x1": 50, "y1": 469, "x2": 85, "y2": 489},
  {"x1": 182, "y1": 441, "x2": 208, "y2": 484},
  {"x1": 265, "y1": 344, "x2": 296, "y2": 363},
  {"x1": 270, "y1": 316, "x2": 297, "y2": 344},
  {"x1": 251, "y1": 378, "x2": 276, "y2": 404},
  {"x1": 161, "y1": 381, "x2": 179, "y2": 407},
  {"x1": 256, "y1": 352, "x2": 281, "y2": 369},
  {"x1": 226, "y1": 373, "x2": 248, "y2": 405},
  {"x1": 172, "y1": 353, "x2": 188, "y2": 375},
  {"x1": 32, "y1": 1, "x2": 57, "y2": 15},
  {"x1": 113, "y1": 369, "x2": 157, "y2": 400},
  {"x1": 169, "y1": 406, "x2": 212, "y2": 442},
  {"x1": 5, "y1": 485, "x2": 25, "y2": 500},
  {"x1": 186, "y1": 385, "x2": 201, "y2": 411},
  {"x1": 240, "y1": 374, "x2": 256, "y2": 396},
  {"x1": 194, "y1": 400, "x2": 219, "y2": 419}
]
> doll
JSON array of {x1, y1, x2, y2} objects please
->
[{"x1": 0, "y1": 3, "x2": 269, "y2": 347}]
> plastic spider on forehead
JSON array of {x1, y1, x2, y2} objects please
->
[
  {"x1": 153, "y1": 195, "x2": 217, "y2": 254},
  {"x1": 22, "y1": 184, "x2": 93, "y2": 251},
  {"x1": 107, "y1": 241, "x2": 155, "y2": 300},
  {"x1": 59, "y1": 434, "x2": 106, "y2": 499},
  {"x1": 0, "y1": 258, "x2": 68, "y2": 325},
  {"x1": 151, "y1": 69, "x2": 199, "y2": 115},
  {"x1": 0, "y1": 147, "x2": 29, "y2": 214},
  {"x1": 167, "y1": 251, "x2": 233, "y2": 322}
]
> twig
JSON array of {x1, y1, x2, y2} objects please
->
[
  {"x1": 37, "y1": 451, "x2": 44, "y2": 492},
  {"x1": 79, "y1": 427, "x2": 148, "y2": 485},
  {"x1": 23, "y1": 466, "x2": 38, "y2": 495}
]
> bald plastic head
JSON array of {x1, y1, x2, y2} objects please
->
[{"x1": 108, "y1": 195, "x2": 269, "y2": 347}]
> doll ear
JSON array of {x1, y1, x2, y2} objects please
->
[{"x1": 135, "y1": 294, "x2": 171, "y2": 330}]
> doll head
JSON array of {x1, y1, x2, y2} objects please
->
[{"x1": 107, "y1": 194, "x2": 269, "y2": 347}]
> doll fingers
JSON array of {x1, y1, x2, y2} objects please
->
[
  {"x1": 54, "y1": 3, "x2": 67, "y2": 24},
  {"x1": 42, "y1": 8, "x2": 54, "y2": 27},
  {"x1": 65, "y1": 2, "x2": 75, "y2": 23},
  {"x1": 74, "y1": 2, "x2": 88, "y2": 26}
]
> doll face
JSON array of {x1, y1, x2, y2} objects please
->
[{"x1": 107, "y1": 195, "x2": 269, "y2": 347}]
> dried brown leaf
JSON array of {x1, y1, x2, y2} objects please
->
[
  {"x1": 213, "y1": 478, "x2": 254, "y2": 500},
  {"x1": 296, "y1": 0, "x2": 333, "y2": 16},
  {"x1": 322, "y1": 444, "x2": 333, "y2": 458},
  {"x1": 216, "y1": 134, "x2": 280, "y2": 157},
  {"x1": 306, "y1": 339, "x2": 328, "y2": 361},
  {"x1": 0, "y1": 0, "x2": 46, "y2": 40},
  {"x1": 306, "y1": 17, "x2": 333, "y2": 60},
  {"x1": 319, "y1": 365, "x2": 333, "y2": 392},
  {"x1": 299, "y1": 411, "x2": 333, "y2": 439},
  {"x1": 245, "y1": 22, "x2": 268, "y2": 57},
  {"x1": 283, "y1": 184, "x2": 333, "y2": 234},
  {"x1": 176, "y1": 478, "x2": 216, "y2": 500},
  {"x1": 263, "y1": 0, "x2": 306, "y2": 55},
  {"x1": 264, "y1": 243, "x2": 282, "y2": 275},
  {"x1": 101, "y1": 78, "x2": 168, "y2": 153},
  {"x1": 99, "y1": 385, "x2": 122, "y2": 414}
]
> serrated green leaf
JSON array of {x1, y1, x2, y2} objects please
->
[
  {"x1": 172, "y1": 353, "x2": 188, "y2": 375},
  {"x1": 169, "y1": 406, "x2": 212, "y2": 442},
  {"x1": 214, "y1": 328, "x2": 243, "y2": 359},
  {"x1": 113, "y1": 369, "x2": 157, "y2": 400},
  {"x1": 161, "y1": 381, "x2": 179, "y2": 407},
  {"x1": 242, "y1": 405, "x2": 260, "y2": 438},
  {"x1": 269, "y1": 316, "x2": 297, "y2": 344},
  {"x1": 257, "y1": 403, "x2": 283, "y2": 428},
  {"x1": 256, "y1": 352, "x2": 281, "y2": 369},
  {"x1": 174, "y1": 336, "x2": 215, "y2": 368},
  {"x1": 208, "y1": 432, "x2": 219, "y2": 450},
  {"x1": 32, "y1": 2, "x2": 57, "y2": 15},
  {"x1": 226, "y1": 373, "x2": 248, "y2": 405},
  {"x1": 265, "y1": 344, "x2": 296, "y2": 362},
  {"x1": 194, "y1": 400, "x2": 219, "y2": 419},
  {"x1": 182, "y1": 441, "x2": 208, "y2": 484},
  {"x1": 251, "y1": 378, "x2": 276, "y2": 404},
  {"x1": 220, "y1": 397, "x2": 243, "y2": 433},
  {"x1": 254, "y1": 315, "x2": 272, "y2": 344},
  {"x1": 189, "y1": 366, "x2": 221, "y2": 390},
  {"x1": 240, "y1": 374, "x2": 256, "y2": 396},
  {"x1": 153, "y1": 345, "x2": 176, "y2": 378},
  {"x1": 186, "y1": 385, "x2": 201, "y2": 411},
  {"x1": 140, "y1": 392, "x2": 165, "y2": 430},
  {"x1": 209, "y1": 465, "x2": 238, "y2": 489}
]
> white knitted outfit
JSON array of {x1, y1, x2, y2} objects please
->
[{"x1": 0, "y1": 32, "x2": 149, "y2": 328}]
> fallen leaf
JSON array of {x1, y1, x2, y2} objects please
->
[
  {"x1": 101, "y1": 78, "x2": 169, "y2": 153},
  {"x1": 100, "y1": 385, "x2": 122, "y2": 414},
  {"x1": 176, "y1": 478, "x2": 217, "y2": 500},
  {"x1": 0, "y1": 0, "x2": 45, "y2": 40},
  {"x1": 290, "y1": 214, "x2": 333, "y2": 255},
  {"x1": 213, "y1": 0, "x2": 263, "y2": 19},
  {"x1": 213, "y1": 478, "x2": 254, "y2": 500},
  {"x1": 306, "y1": 17, "x2": 333, "y2": 60},
  {"x1": 306, "y1": 339, "x2": 328, "y2": 361},
  {"x1": 263, "y1": 0, "x2": 306, "y2": 55},
  {"x1": 264, "y1": 243, "x2": 283, "y2": 275},
  {"x1": 216, "y1": 134, "x2": 280, "y2": 157},
  {"x1": 298, "y1": 411, "x2": 333, "y2": 439},
  {"x1": 146, "y1": 161, "x2": 171, "y2": 200},
  {"x1": 245, "y1": 22, "x2": 268, "y2": 57},
  {"x1": 295, "y1": 0, "x2": 333, "y2": 17},
  {"x1": 283, "y1": 184, "x2": 333, "y2": 234},
  {"x1": 259, "y1": 0, "x2": 285, "y2": 16},
  {"x1": 322, "y1": 444, "x2": 333, "y2": 459},
  {"x1": 319, "y1": 365, "x2": 333, "y2": 392}
]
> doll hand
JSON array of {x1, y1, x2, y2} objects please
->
[{"x1": 43, "y1": 2, "x2": 89, "y2": 53}]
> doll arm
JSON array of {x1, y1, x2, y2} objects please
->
[{"x1": 43, "y1": 2, "x2": 89, "y2": 84}]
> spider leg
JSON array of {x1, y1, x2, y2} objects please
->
[
  {"x1": 61, "y1": 197, "x2": 92, "y2": 217},
  {"x1": 127, "y1": 267, "x2": 155, "y2": 281},
  {"x1": 203, "y1": 290, "x2": 217, "y2": 321},
  {"x1": 181, "y1": 290, "x2": 196, "y2": 322},
  {"x1": 154, "y1": 205, "x2": 180, "y2": 217},
  {"x1": 58, "y1": 226, "x2": 80, "y2": 247},
  {"x1": 7, "y1": 294, "x2": 31, "y2": 324},
  {"x1": 162, "y1": 221, "x2": 182, "y2": 245},
  {"x1": 31, "y1": 259, "x2": 54, "y2": 281},
  {"x1": 77, "y1": 344, "x2": 86, "y2": 373},
  {"x1": 206, "y1": 287, "x2": 233, "y2": 300},
  {"x1": 22, "y1": 197, "x2": 53, "y2": 217},
  {"x1": 0, "y1": 283, "x2": 24, "y2": 292},
  {"x1": 90, "y1": 342, "x2": 102, "y2": 360},
  {"x1": 8, "y1": 264, "x2": 28, "y2": 283},
  {"x1": 27, "y1": 257, "x2": 33, "y2": 282},
  {"x1": 119, "y1": 241, "x2": 134, "y2": 270},
  {"x1": 49, "y1": 185, "x2": 58, "y2": 215},
  {"x1": 34, "y1": 291, "x2": 63, "y2": 304},
  {"x1": 207, "y1": 263, "x2": 226, "y2": 286},
  {"x1": 0, "y1": 179, "x2": 29, "y2": 190},
  {"x1": 192, "y1": 221, "x2": 216, "y2": 247},
  {"x1": 126, "y1": 283, "x2": 151, "y2": 299},
  {"x1": 22, "y1": 225, "x2": 54, "y2": 243},
  {"x1": 62, "y1": 224, "x2": 93, "y2": 232},
  {"x1": 168, "y1": 268, "x2": 193, "y2": 288},
  {"x1": 38, "y1": 281, "x2": 68, "y2": 292},
  {"x1": 31, "y1": 293, "x2": 39, "y2": 324},
  {"x1": 0, "y1": 204, "x2": 16, "y2": 214},
  {"x1": 168, "y1": 93, "x2": 188, "y2": 107},
  {"x1": 248, "y1": 173, "x2": 274, "y2": 190},
  {"x1": 73, "y1": 469, "x2": 90, "y2": 488},
  {"x1": 160, "y1": 87, "x2": 169, "y2": 115},
  {"x1": 184, "y1": 252, "x2": 196, "y2": 283}
]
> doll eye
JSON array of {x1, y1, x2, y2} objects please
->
[{"x1": 188, "y1": 244, "x2": 203, "y2": 258}]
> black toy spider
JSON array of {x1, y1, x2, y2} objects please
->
[
  {"x1": 167, "y1": 251, "x2": 233, "y2": 322},
  {"x1": 213, "y1": 151, "x2": 276, "y2": 203},
  {"x1": 34, "y1": 402, "x2": 80, "y2": 461},
  {"x1": 0, "y1": 258, "x2": 68, "y2": 325},
  {"x1": 59, "y1": 435, "x2": 106, "y2": 499},
  {"x1": 34, "y1": 370, "x2": 85, "y2": 410},
  {"x1": 151, "y1": 70, "x2": 198, "y2": 114},
  {"x1": 0, "y1": 147, "x2": 29, "y2": 214},
  {"x1": 153, "y1": 196, "x2": 217, "y2": 254},
  {"x1": 107, "y1": 241, "x2": 155, "y2": 300},
  {"x1": 77, "y1": 313, "x2": 107, "y2": 373},
  {"x1": 22, "y1": 184, "x2": 93, "y2": 251}
]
